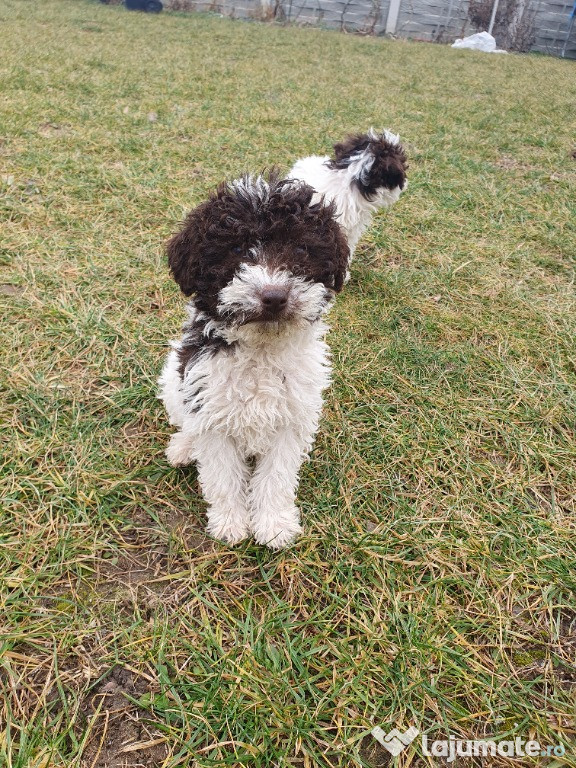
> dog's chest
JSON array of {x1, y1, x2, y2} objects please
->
[{"x1": 186, "y1": 331, "x2": 330, "y2": 454}]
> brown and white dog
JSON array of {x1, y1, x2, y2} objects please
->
[
  {"x1": 159, "y1": 172, "x2": 349, "y2": 548},
  {"x1": 289, "y1": 129, "x2": 408, "y2": 258}
]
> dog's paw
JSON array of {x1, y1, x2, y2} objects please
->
[
  {"x1": 252, "y1": 507, "x2": 302, "y2": 550},
  {"x1": 206, "y1": 507, "x2": 251, "y2": 546},
  {"x1": 166, "y1": 432, "x2": 193, "y2": 467}
]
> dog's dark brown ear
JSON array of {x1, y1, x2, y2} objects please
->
[
  {"x1": 166, "y1": 205, "x2": 206, "y2": 296},
  {"x1": 333, "y1": 224, "x2": 351, "y2": 292},
  {"x1": 372, "y1": 141, "x2": 408, "y2": 191},
  {"x1": 307, "y1": 196, "x2": 351, "y2": 293}
]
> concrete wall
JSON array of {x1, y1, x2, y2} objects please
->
[
  {"x1": 166, "y1": 0, "x2": 576, "y2": 57},
  {"x1": 533, "y1": 0, "x2": 576, "y2": 56}
]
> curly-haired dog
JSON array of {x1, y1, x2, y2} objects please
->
[
  {"x1": 159, "y1": 173, "x2": 349, "y2": 548},
  {"x1": 289, "y1": 129, "x2": 408, "y2": 258}
]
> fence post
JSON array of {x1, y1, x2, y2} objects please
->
[
  {"x1": 561, "y1": 1, "x2": 576, "y2": 56},
  {"x1": 487, "y1": 0, "x2": 500, "y2": 34},
  {"x1": 385, "y1": 0, "x2": 401, "y2": 33}
]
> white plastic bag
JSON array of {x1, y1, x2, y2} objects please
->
[{"x1": 452, "y1": 32, "x2": 508, "y2": 53}]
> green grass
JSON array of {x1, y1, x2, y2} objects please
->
[{"x1": 1, "y1": 1, "x2": 576, "y2": 765}]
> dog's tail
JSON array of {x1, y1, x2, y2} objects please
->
[{"x1": 327, "y1": 129, "x2": 408, "y2": 202}]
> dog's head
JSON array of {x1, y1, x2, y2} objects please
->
[
  {"x1": 167, "y1": 172, "x2": 349, "y2": 327},
  {"x1": 329, "y1": 129, "x2": 408, "y2": 203}
]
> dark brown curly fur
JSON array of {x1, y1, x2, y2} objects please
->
[
  {"x1": 177, "y1": 314, "x2": 235, "y2": 379},
  {"x1": 167, "y1": 170, "x2": 350, "y2": 319},
  {"x1": 328, "y1": 132, "x2": 408, "y2": 201}
]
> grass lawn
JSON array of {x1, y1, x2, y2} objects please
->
[{"x1": 1, "y1": 0, "x2": 576, "y2": 765}]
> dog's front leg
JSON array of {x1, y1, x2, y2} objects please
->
[
  {"x1": 196, "y1": 433, "x2": 252, "y2": 545},
  {"x1": 169, "y1": 430, "x2": 251, "y2": 545},
  {"x1": 249, "y1": 430, "x2": 307, "y2": 549}
]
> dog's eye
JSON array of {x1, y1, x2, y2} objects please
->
[
  {"x1": 294, "y1": 245, "x2": 307, "y2": 256},
  {"x1": 230, "y1": 245, "x2": 244, "y2": 255}
]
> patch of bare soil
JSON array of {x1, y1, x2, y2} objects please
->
[
  {"x1": 0, "y1": 283, "x2": 24, "y2": 295},
  {"x1": 90, "y1": 509, "x2": 218, "y2": 620},
  {"x1": 95, "y1": 524, "x2": 177, "y2": 619},
  {"x1": 79, "y1": 666, "x2": 168, "y2": 768},
  {"x1": 38, "y1": 122, "x2": 70, "y2": 138},
  {"x1": 494, "y1": 156, "x2": 535, "y2": 172},
  {"x1": 0, "y1": 647, "x2": 168, "y2": 767},
  {"x1": 357, "y1": 734, "x2": 392, "y2": 767}
]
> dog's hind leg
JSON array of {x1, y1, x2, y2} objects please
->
[
  {"x1": 158, "y1": 347, "x2": 186, "y2": 428},
  {"x1": 165, "y1": 429, "x2": 196, "y2": 467},
  {"x1": 249, "y1": 429, "x2": 307, "y2": 549}
]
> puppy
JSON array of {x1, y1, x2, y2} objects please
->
[
  {"x1": 289, "y1": 129, "x2": 408, "y2": 257},
  {"x1": 159, "y1": 172, "x2": 349, "y2": 548}
]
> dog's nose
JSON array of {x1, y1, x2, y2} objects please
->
[{"x1": 261, "y1": 286, "x2": 289, "y2": 314}]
